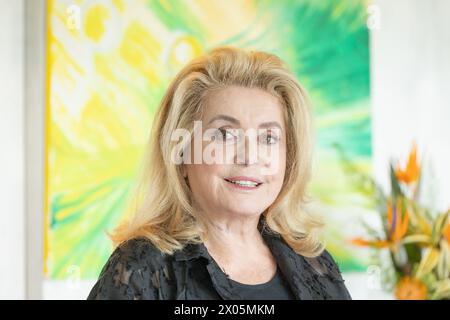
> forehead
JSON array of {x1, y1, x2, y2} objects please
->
[{"x1": 202, "y1": 86, "x2": 285, "y2": 126}]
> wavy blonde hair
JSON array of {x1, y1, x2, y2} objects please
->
[{"x1": 111, "y1": 46, "x2": 324, "y2": 258}]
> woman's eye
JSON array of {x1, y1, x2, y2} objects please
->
[
  {"x1": 260, "y1": 133, "x2": 280, "y2": 145},
  {"x1": 214, "y1": 128, "x2": 236, "y2": 142}
]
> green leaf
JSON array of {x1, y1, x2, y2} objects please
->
[
  {"x1": 432, "y1": 211, "x2": 450, "y2": 245},
  {"x1": 415, "y1": 247, "x2": 440, "y2": 280},
  {"x1": 430, "y1": 279, "x2": 450, "y2": 300},
  {"x1": 401, "y1": 234, "x2": 431, "y2": 245},
  {"x1": 436, "y1": 239, "x2": 450, "y2": 280},
  {"x1": 389, "y1": 162, "x2": 402, "y2": 198}
]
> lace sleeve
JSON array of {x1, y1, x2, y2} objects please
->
[
  {"x1": 304, "y1": 250, "x2": 345, "y2": 280},
  {"x1": 87, "y1": 239, "x2": 159, "y2": 300},
  {"x1": 303, "y1": 249, "x2": 352, "y2": 300}
]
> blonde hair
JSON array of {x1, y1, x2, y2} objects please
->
[{"x1": 111, "y1": 46, "x2": 324, "y2": 257}]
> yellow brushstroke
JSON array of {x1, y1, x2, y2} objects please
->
[
  {"x1": 84, "y1": 4, "x2": 110, "y2": 42},
  {"x1": 112, "y1": 0, "x2": 124, "y2": 12},
  {"x1": 119, "y1": 22, "x2": 162, "y2": 85},
  {"x1": 44, "y1": 0, "x2": 54, "y2": 277},
  {"x1": 169, "y1": 35, "x2": 203, "y2": 69},
  {"x1": 51, "y1": 34, "x2": 85, "y2": 76},
  {"x1": 189, "y1": 0, "x2": 256, "y2": 42},
  {"x1": 94, "y1": 54, "x2": 116, "y2": 82}
]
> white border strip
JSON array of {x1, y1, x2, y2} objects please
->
[{"x1": 25, "y1": 0, "x2": 47, "y2": 299}]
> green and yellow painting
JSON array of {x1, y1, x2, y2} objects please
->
[{"x1": 45, "y1": 0, "x2": 372, "y2": 279}]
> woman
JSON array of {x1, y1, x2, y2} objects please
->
[{"x1": 87, "y1": 47, "x2": 352, "y2": 300}]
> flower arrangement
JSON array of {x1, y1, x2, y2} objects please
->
[{"x1": 336, "y1": 142, "x2": 450, "y2": 299}]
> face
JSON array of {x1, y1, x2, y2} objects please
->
[{"x1": 183, "y1": 86, "x2": 287, "y2": 220}]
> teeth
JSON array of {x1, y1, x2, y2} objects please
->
[{"x1": 228, "y1": 180, "x2": 259, "y2": 187}]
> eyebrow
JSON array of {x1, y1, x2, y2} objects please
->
[{"x1": 207, "y1": 114, "x2": 283, "y2": 130}]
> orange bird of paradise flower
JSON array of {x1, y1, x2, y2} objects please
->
[
  {"x1": 395, "y1": 142, "x2": 420, "y2": 184},
  {"x1": 352, "y1": 198, "x2": 410, "y2": 249},
  {"x1": 443, "y1": 222, "x2": 450, "y2": 245},
  {"x1": 395, "y1": 276, "x2": 427, "y2": 300}
]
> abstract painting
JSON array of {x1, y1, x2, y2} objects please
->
[{"x1": 45, "y1": 0, "x2": 371, "y2": 279}]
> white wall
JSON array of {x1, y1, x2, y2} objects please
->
[
  {"x1": 344, "y1": 0, "x2": 450, "y2": 299},
  {"x1": 25, "y1": 0, "x2": 46, "y2": 299},
  {"x1": 371, "y1": 0, "x2": 450, "y2": 212},
  {"x1": 0, "y1": 0, "x2": 25, "y2": 299}
]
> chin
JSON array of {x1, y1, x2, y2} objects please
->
[{"x1": 227, "y1": 205, "x2": 265, "y2": 218}]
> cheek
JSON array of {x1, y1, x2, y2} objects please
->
[
  {"x1": 264, "y1": 145, "x2": 286, "y2": 193},
  {"x1": 259, "y1": 142, "x2": 286, "y2": 177},
  {"x1": 267, "y1": 170, "x2": 285, "y2": 191},
  {"x1": 186, "y1": 164, "x2": 225, "y2": 195}
]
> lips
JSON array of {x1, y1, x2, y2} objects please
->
[{"x1": 224, "y1": 176, "x2": 263, "y2": 189}]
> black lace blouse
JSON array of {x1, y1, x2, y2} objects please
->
[{"x1": 87, "y1": 224, "x2": 352, "y2": 300}]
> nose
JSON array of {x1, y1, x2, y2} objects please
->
[{"x1": 236, "y1": 131, "x2": 258, "y2": 166}]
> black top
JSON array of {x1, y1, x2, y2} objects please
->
[
  {"x1": 226, "y1": 266, "x2": 296, "y2": 300},
  {"x1": 87, "y1": 218, "x2": 352, "y2": 300}
]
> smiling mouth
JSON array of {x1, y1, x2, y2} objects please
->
[{"x1": 224, "y1": 178, "x2": 263, "y2": 189}]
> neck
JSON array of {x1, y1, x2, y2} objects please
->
[{"x1": 202, "y1": 213, "x2": 265, "y2": 255}]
